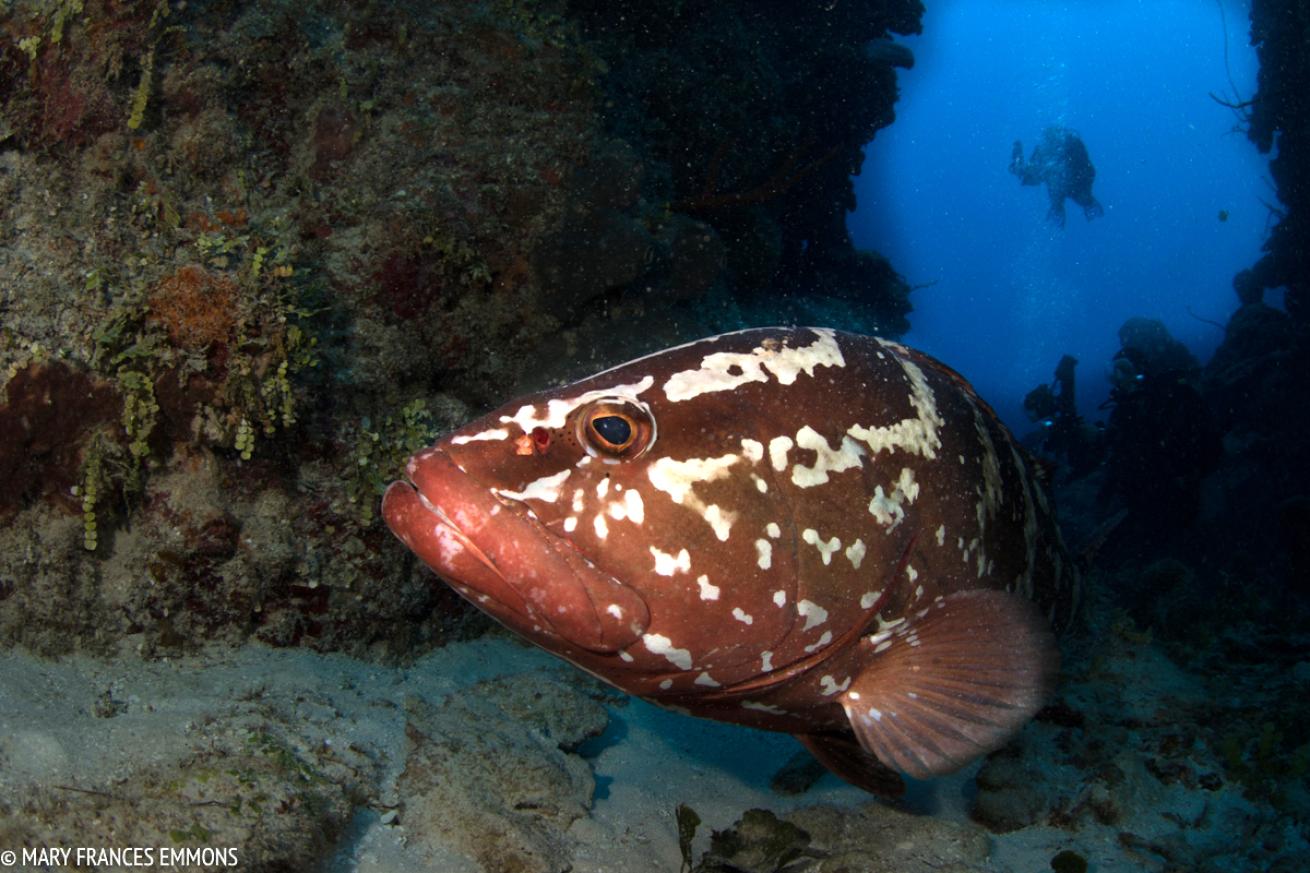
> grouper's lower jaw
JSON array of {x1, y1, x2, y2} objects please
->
[{"x1": 381, "y1": 449, "x2": 650, "y2": 654}]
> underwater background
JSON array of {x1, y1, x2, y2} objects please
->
[
  {"x1": 853, "y1": 0, "x2": 1269, "y2": 429},
  {"x1": 0, "y1": 1, "x2": 1307, "y2": 871}
]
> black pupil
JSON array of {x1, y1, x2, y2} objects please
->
[{"x1": 592, "y1": 415, "x2": 632, "y2": 447}]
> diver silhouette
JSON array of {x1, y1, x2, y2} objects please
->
[{"x1": 1010, "y1": 127, "x2": 1104, "y2": 228}]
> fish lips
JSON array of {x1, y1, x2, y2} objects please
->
[{"x1": 381, "y1": 448, "x2": 650, "y2": 653}]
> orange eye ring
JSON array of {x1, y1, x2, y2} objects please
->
[{"x1": 576, "y1": 399, "x2": 655, "y2": 458}]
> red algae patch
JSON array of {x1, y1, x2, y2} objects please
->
[{"x1": 147, "y1": 264, "x2": 239, "y2": 352}]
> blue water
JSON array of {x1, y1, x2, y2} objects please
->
[{"x1": 850, "y1": 0, "x2": 1268, "y2": 430}]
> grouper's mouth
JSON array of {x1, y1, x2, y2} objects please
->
[{"x1": 381, "y1": 449, "x2": 649, "y2": 653}]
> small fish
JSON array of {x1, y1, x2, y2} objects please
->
[{"x1": 383, "y1": 328, "x2": 1076, "y2": 795}]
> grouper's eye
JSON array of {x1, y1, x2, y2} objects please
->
[
  {"x1": 577, "y1": 398, "x2": 655, "y2": 458},
  {"x1": 592, "y1": 415, "x2": 632, "y2": 448}
]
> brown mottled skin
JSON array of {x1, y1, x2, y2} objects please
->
[{"x1": 384, "y1": 328, "x2": 1076, "y2": 794}]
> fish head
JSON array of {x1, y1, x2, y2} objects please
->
[{"x1": 381, "y1": 378, "x2": 663, "y2": 655}]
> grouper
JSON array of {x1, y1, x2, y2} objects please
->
[{"x1": 382, "y1": 327, "x2": 1077, "y2": 795}]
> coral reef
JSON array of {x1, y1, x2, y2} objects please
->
[
  {"x1": 2, "y1": 731, "x2": 362, "y2": 870},
  {"x1": 14, "y1": 1, "x2": 1308, "y2": 871},
  {"x1": 1026, "y1": 305, "x2": 1307, "y2": 640},
  {"x1": 146, "y1": 264, "x2": 240, "y2": 352},
  {"x1": 965, "y1": 589, "x2": 1310, "y2": 873},
  {"x1": 566, "y1": 0, "x2": 920, "y2": 333},
  {"x1": 2, "y1": 606, "x2": 1307, "y2": 872},
  {"x1": 0, "y1": 647, "x2": 376, "y2": 872},
  {"x1": 680, "y1": 802, "x2": 990, "y2": 873},
  {"x1": 1, "y1": 0, "x2": 598, "y2": 654},
  {"x1": 398, "y1": 673, "x2": 610, "y2": 873},
  {"x1": 1239, "y1": 0, "x2": 1308, "y2": 320},
  {"x1": 0, "y1": 0, "x2": 922, "y2": 657},
  {"x1": 1099, "y1": 317, "x2": 1221, "y2": 545},
  {"x1": 0, "y1": 360, "x2": 120, "y2": 522},
  {"x1": 0, "y1": 641, "x2": 618, "y2": 873}
]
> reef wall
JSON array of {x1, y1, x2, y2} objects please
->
[
  {"x1": 1239, "y1": 0, "x2": 1308, "y2": 319},
  {"x1": 1199, "y1": 0, "x2": 1310, "y2": 605},
  {"x1": 0, "y1": 0, "x2": 923, "y2": 657}
]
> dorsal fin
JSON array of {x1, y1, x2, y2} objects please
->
[{"x1": 838, "y1": 589, "x2": 1058, "y2": 779}]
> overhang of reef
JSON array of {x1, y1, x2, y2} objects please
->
[{"x1": 560, "y1": 0, "x2": 923, "y2": 337}]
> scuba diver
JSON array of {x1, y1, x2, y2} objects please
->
[
  {"x1": 1010, "y1": 127, "x2": 1105, "y2": 228},
  {"x1": 1023, "y1": 354, "x2": 1101, "y2": 476}
]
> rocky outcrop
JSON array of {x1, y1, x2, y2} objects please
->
[{"x1": 0, "y1": 0, "x2": 923, "y2": 655}]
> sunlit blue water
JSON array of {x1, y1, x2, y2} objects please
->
[{"x1": 850, "y1": 0, "x2": 1268, "y2": 429}]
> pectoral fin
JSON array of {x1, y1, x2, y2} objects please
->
[{"x1": 838, "y1": 589, "x2": 1058, "y2": 779}]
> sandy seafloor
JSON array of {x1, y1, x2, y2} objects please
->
[{"x1": 2, "y1": 624, "x2": 1289, "y2": 873}]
